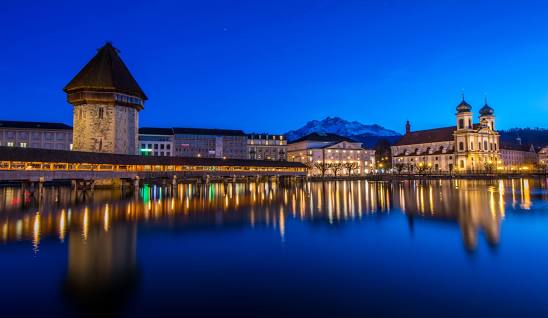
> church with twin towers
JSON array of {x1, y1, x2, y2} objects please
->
[{"x1": 391, "y1": 96, "x2": 501, "y2": 172}]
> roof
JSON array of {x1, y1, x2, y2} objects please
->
[
  {"x1": 0, "y1": 146, "x2": 305, "y2": 168},
  {"x1": 456, "y1": 98, "x2": 472, "y2": 113},
  {"x1": 64, "y1": 42, "x2": 147, "y2": 100},
  {"x1": 501, "y1": 143, "x2": 535, "y2": 152},
  {"x1": 139, "y1": 127, "x2": 174, "y2": 135},
  {"x1": 395, "y1": 126, "x2": 456, "y2": 146},
  {"x1": 0, "y1": 120, "x2": 72, "y2": 130},
  {"x1": 289, "y1": 133, "x2": 358, "y2": 144},
  {"x1": 173, "y1": 128, "x2": 246, "y2": 136}
]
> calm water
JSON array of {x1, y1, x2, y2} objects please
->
[{"x1": 1, "y1": 178, "x2": 548, "y2": 317}]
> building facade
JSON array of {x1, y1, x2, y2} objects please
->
[
  {"x1": 247, "y1": 134, "x2": 287, "y2": 161},
  {"x1": 391, "y1": 98, "x2": 501, "y2": 172},
  {"x1": 500, "y1": 143, "x2": 539, "y2": 171},
  {"x1": 539, "y1": 146, "x2": 548, "y2": 170},
  {"x1": 0, "y1": 120, "x2": 73, "y2": 150},
  {"x1": 287, "y1": 133, "x2": 375, "y2": 176},
  {"x1": 64, "y1": 42, "x2": 147, "y2": 155},
  {"x1": 138, "y1": 128, "x2": 175, "y2": 156}
]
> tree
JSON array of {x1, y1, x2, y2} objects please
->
[
  {"x1": 313, "y1": 162, "x2": 329, "y2": 177},
  {"x1": 484, "y1": 161, "x2": 495, "y2": 173},
  {"x1": 328, "y1": 162, "x2": 344, "y2": 177},
  {"x1": 343, "y1": 162, "x2": 359, "y2": 176},
  {"x1": 416, "y1": 163, "x2": 428, "y2": 174}
]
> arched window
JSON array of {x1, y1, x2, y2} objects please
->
[
  {"x1": 459, "y1": 142, "x2": 464, "y2": 151},
  {"x1": 484, "y1": 140, "x2": 488, "y2": 151}
]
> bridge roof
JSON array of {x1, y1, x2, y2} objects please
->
[{"x1": 0, "y1": 146, "x2": 306, "y2": 168}]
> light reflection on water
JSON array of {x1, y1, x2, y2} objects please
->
[
  {"x1": 0, "y1": 179, "x2": 547, "y2": 252},
  {"x1": 0, "y1": 178, "x2": 548, "y2": 317}
]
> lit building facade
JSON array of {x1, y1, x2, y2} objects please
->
[
  {"x1": 138, "y1": 128, "x2": 175, "y2": 156},
  {"x1": 500, "y1": 143, "x2": 538, "y2": 171},
  {"x1": 173, "y1": 128, "x2": 247, "y2": 159},
  {"x1": 287, "y1": 133, "x2": 375, "y2": 176},
  {"x1": 539, "y1": 146, "x2": 548, "y2": 169},
  {"x1": 0, "y1": 120, "x2": 72, "y2": 150},
  {"x1": 391, "y1": 98, "x2": 501, "y2": 172},
  {"x1": 247, "y1": 134, "x2": 287, "y2": 161}
]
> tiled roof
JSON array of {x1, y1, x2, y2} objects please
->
[
  {"x1": 139, "y1": 127, "x2": 174, "y2": 135},
  {"x1": 394, "y1": 126, "x2": 456, "y2": 146},
  {"x1": 64, "y1": 42, "x2": 147, "y2": 100},
  {"x1": 289, "y1": 133, "x2": 358, "y2": 144},
  {"x1": 0, "y1": 146, "x2": 305, "y2": 168},
  {"x1": 0, "y1": 120, "x2": 72, "y2": 130},
  {"x1": 173, "y1": 128, "x2": 245, "y2": 136},
  {"x1": 501, "y1": 143, "x2": 535, "y2": 152}
]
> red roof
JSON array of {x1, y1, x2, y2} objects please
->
[{"x1": 394, "y1": 126, "x2": 456, "y2": 146}]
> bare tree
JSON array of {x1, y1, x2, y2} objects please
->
[
  {"x1": 343, "y1": 162, "x2": 359, "y2": 176},
  {"x1": 394, "y1": 163, "x2": 405, "y2": 174},
  {"x1": 328, "y1": 162, "x2": 344, "y2": 177},
  {"x1": 313, "y1": 162, "x2": 329, "y2": 177}
]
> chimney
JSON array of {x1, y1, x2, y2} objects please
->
[{"x1": 405, "y1": 120, "x2": 411, "y2": 134}]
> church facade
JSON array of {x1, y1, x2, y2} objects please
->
[{"x1": 391, "y1": 98, "x2": 501, "y2": 172}]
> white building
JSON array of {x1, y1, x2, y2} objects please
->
[
  {"x1": 287, "y1": 133, "x2": 375, "y2": 176},
  {"x1": 500, "y1": 143, "x2": 538, "y2": 171},
  {"x1": 247, "y1": 134, "x2": 287, "y2": 161},
  {"x1": 138, "y1": 128, "x2": 175, "y2": 156},
  {"x1": 0, "y1": 120, "x2": 73, "y2": 150},
  {"x1": 539, "y1": 146, "x2": 548, "y2": 170}
]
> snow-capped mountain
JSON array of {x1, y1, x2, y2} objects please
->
[{"x1": 285, "y1": 117, "x2": 401, "y2": 143}]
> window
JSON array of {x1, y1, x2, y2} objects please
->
[
  {"x1": 470, "y1": 142, "x2": 473, "y2": 150},
  {"x1": 167, "y1": 144, "x2": 171, "y2": 150},
  {"x1": 478, "y1": 142, "x2": 481, "y2": 150},
  {"x1": 468, "y1": 119, "x2": 472, "y2": 128},
  {"x1": 98, "y1": 107, "x2": 104, "y2": 119},
  {"x1": 20, "y1": 142, "x2": 27, "y2": 148},
  {"x1": 154, "y1": 144, "x2": 158, "y2": 149},
  {"x1": 459, "y1": 142, "x2": 464, "y2": 151},
  {"x1": 160, "y1": 144, "x2": 165, "y2": 150},
  {"x1": 484, "y1": 141, "x2": 488, "y2": 151},
  {"x1": 458, "y1": 119, "x2": 464, "y2": 129}
]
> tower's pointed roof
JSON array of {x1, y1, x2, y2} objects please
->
[{"x1": 64, "y1": 42, "x2": 147, "y2": 100}]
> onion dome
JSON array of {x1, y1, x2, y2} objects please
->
[
  {"x1": 479, "y1": 101, "x2": 494, "y2": 116},
  {"x1": 456, "y1": 98, "x2": 472, "y2": 113}
]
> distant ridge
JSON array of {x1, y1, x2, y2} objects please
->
[{"x1": 285, "y1": 116, "x2": 401, "y2": 147}]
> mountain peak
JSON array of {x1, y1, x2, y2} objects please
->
[{"x1": 285, "y1": 117, "x2": 401, "y2": 144}]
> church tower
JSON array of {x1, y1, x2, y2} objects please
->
[
  {"x1": 64, "y1": 43, "x2": 147, "y2": 155},
  {"x1": 455, "y1": 95, "x2": 473, "y2": 130},
  {"x1": 479, "y1": 99, "x2": 495, "y2": 131}
]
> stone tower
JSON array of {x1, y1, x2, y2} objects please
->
[{"x1": 64, "y1": 43, "x2": 147, "y2": 155}]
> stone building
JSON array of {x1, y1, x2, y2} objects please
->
[
  {"x1": 287, "y1": 133, "x2": 375, "y2": 176},
  {"x1": 500, "y1": 143, "x2": 538, "y2": 171},
  {"x1": 0, "y1": 120, "x2": 73, "y2": 150},
  {"x1": 64, "y1": 42, "x2": 147, "y2": 155},
  {"x1": 391, "y1": 97, "x2": 501, "y2": 172},
  {"x1": 138, "y1": 128, "x2": 175, "y2": 156},
  {"x1": 247, "y1": 134, "x2": 287, "y2": 161},
  {"x1": 539, "y1": 146, "x2": 548, "y2": 170}
]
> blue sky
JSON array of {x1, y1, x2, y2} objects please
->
[{"x1": 1, "y1": 0, "x2": 547, "y2": 134}]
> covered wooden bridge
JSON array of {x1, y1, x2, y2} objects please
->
[{"x1": 0, "y1": 146, "x2": 307, "y2": 186}]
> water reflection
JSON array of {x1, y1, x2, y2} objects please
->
[{"x1": 0, "y1": 179, "x2": 546, "y2": 253}]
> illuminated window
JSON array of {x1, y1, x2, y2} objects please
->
[
  {"x1": 98, "y1": 107, "x2": 104, "y2": 119},
  {"x1": 7, "y1": 142, "x2": 14, "y2": 147},
  {"x1": 20, "y1": 142, "x2": 27, "y2": 148}
]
